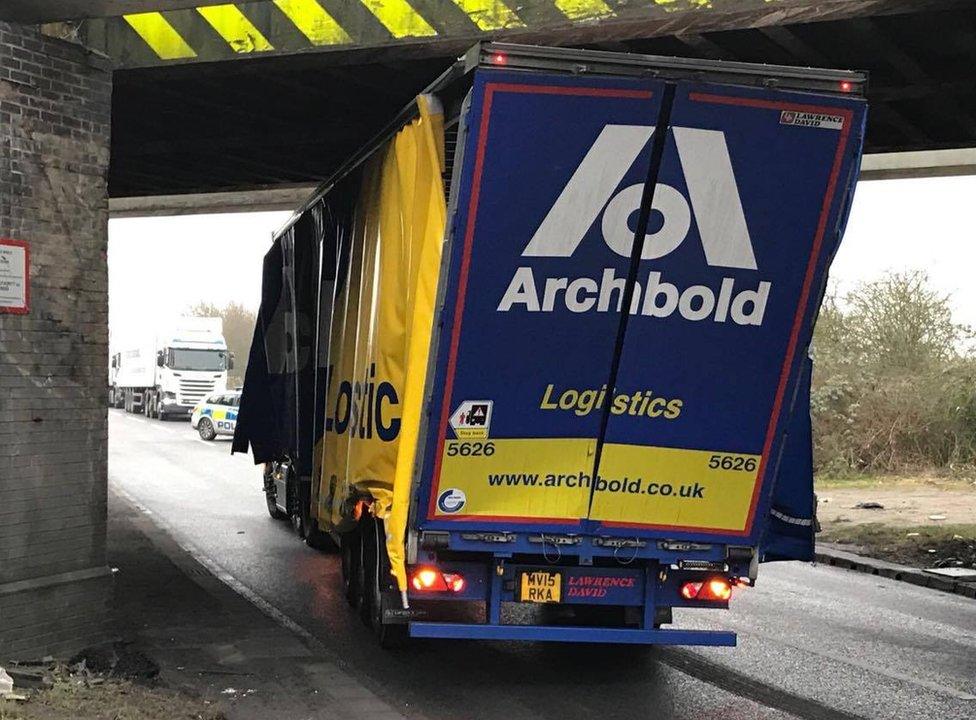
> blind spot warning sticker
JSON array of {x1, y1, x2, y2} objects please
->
[{"x1": 450, "y1": 400, "x2": 493, "y2": 439}]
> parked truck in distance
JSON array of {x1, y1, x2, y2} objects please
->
[
  {"x1": 234, "y1": 43, "x2": 867, "y2": 647},
  {"x1": 109, "y1": 317, "x2": 232, "y2": 420}
]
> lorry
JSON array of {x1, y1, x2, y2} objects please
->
[
  {"x1": 109, "y1": 316, "x2": 232, "y2": 420},
  {"x1": 233, "y1": 43, "x2": 867, "y2": 647}
]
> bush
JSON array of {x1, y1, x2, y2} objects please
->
[{"x1": 810, "y1": 271, "x2": 976, "y2": 474}]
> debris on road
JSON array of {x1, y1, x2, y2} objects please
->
[
  {"x1": 854, "y1": 501, "x2": 884, "y2": 509},
  {"x1": 924, "y1": 567, "x2": 976, "y2": 581},
  {"x1": 69, "y1": 642, "x2": 160, "y2": 680},
  {"x1": 0, "y1": 667, "x2": 14, "y2": 696},
  {"x1": 928, "y1": 514, "x2": 947, "y2": 521},
  {"x1": 6, "y1": 667, "x2": 54, "y2": 690}
]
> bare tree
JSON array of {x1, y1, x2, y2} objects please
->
[{"x1": 811, "y1": 271, "x2": 976, "y2": 475}]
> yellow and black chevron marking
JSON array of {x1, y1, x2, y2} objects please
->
[{"x1": 82, "y1": 0, "x2": 781, "y2": 67}]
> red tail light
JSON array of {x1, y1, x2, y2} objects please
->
[
  {"x1": 839, "y1": 80, "x2": 854, "y2": 93},
  {"x1": 443, "y1": 573, "x2": 465, "y2": 593},
  {"x1": 410, "y1": 567, "x2": 465, "y2": 593},
  {"x1": 491, "y1": 52, "x2": 508, "y2": 66},
  {"x1": 703, "y1": 578, "x2": 732, "y2": 601},
  {"x1": 680, "y1": 577, "x2": 733, "y2": 601}
]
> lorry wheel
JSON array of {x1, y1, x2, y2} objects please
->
[
  {"x1": 359, "y1": 521, "x2": 377, "y2": 627},
  {"x1": 306, "y1": 522, "x2": 337, "y2": 552},
  {"x1": 265, "y1": 491, "x2": 287, "y2": 520},
  {"x1": 263, "y1": 465, "x2": 288, "y2": 520},
  {"x1": 341, "y1": 530, "x2": 363, "y2": 607},
  {"x1": 298, "y1": 493, "x2": 336, "y2": 552},
  {"x1": 198, "y1": 418, "x2": 216, "y2": 440}
]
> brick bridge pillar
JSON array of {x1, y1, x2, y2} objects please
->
[{"x1": 0, "y1": 22, "x2": 113, "y2": 658}]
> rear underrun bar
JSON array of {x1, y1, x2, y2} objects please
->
[{"x1": 409, "y1": 622, "x2": 737, "y2": 646}]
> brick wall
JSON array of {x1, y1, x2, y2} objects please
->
[{"x1": 0, "y1": 22, "x2": 113, "y2": 659}]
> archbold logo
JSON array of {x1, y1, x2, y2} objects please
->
[
  {"x1": 497, "y1": 124, "x2": 772, "y2": 326},
  {"x1": 522, "y1": 124, "x2": 756, "y2": 269}
]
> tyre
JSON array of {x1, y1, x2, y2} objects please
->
[
  {"x1": 306, "y1": 522, "x2": 337, "y2": 552},
  {"x1": 265, "y1": 490, "x2": 287, "y2": 520},
  {"x1": 263, "y1": 465, "x2": 288, "y2": 520},
  {"x1": 198, "y1": 418, "x2": 216, "y2": 440},
  {"x1": 341, "y1": 529, "x2": 362, "y2": 607},
  {"x1": 298, "y1": 487, "x2": 336, "y2": 551},
  {"x1": 143, "y1": 393, "x2": 151, "y2": 417},
  {"x1": 359, "y1": 522, "x2": 376, "y2": 627}
]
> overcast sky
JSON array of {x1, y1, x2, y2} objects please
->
[
  {"x1": 107, "y1": 176, "x2": 976, "y2": 347},
  {"x1": 108, "y1": 210, "x2": 291, "y2": 345}
]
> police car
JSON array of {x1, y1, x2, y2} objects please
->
[{"x1": 190, "y1": 391, "x2": 240, "y2": 440}]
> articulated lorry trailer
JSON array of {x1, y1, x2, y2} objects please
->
[
  {"x1": 233, "y1": 43, "x2": 867, "y2": 647},
  {"x1": 110, "y1": 317, "x2": 232, "y2": 419}
]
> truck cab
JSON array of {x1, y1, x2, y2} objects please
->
[
  {"x1": 150, "y1": 330, "x2": 232, "y2": 419},
  {"x1": 112, "y1": 316, "x2": 232, "y2": 420}
]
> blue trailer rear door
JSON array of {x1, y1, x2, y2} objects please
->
[
  {"x1": 590, "y1": 82, "x2": 866, "y2": 545},
  {"x1": 419, "y1": 70, "x2": 666, "y2": 532},
  {"x1": 417, "y1": 70, "x2": 866, "y2": 542}
]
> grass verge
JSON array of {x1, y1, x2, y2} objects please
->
[
  {"x1": 0, "y1": 679, "x2": 224, "y2": 720},
  {"x1": 820, "y1": 523, "x2": 976, "y2": 569}
]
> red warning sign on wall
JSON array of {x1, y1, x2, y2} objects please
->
[{"x1": 0, "y1": 238, "x2": 29, "y2": 315}]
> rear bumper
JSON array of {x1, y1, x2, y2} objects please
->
[{"x1": 409, "y1": 622, "x2": 736, "y2": 646}]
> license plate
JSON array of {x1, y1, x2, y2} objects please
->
[{"x1": 520, "y1": 571, "x2": 561, "y2": 603}]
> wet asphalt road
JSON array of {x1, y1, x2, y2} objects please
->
[{"x1": 108, "y1": 410, "x2": 976, "y2": 720}]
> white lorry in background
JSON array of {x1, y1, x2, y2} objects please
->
[{"x1": 108, "y1": 317, "x2": 232, "y2": 420}]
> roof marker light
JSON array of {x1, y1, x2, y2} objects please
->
[
  {"x1": 491, "y1": 52, "x2": 508, "y2": 66},
  {"x1": 839, "y1": 80, "x2": 854, "y2": 93}
]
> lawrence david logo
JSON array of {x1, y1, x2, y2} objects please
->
[
  {"x1": 497, "y1": 125, "x2": 771, "y2": 326},
  {"x1": 780, "y1": 110, "x2": 844, "y2": 130},
  {"x1": 437, "y1": 488, "x2": 467, "y2": 514}
]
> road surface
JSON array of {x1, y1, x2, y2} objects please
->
[{"x1": 108, "y1": 409, "x2": 976, "y2": 720}]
